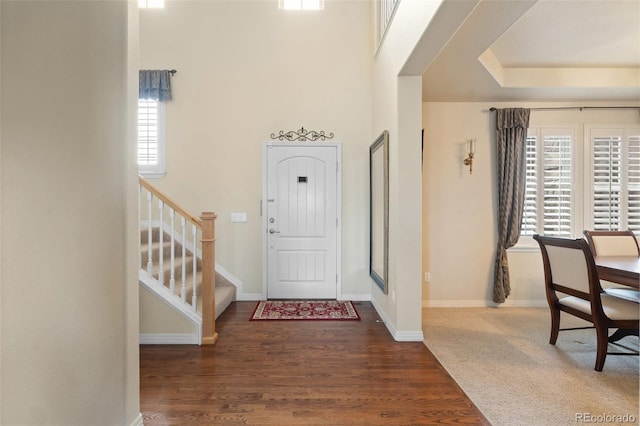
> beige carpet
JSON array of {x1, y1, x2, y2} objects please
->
[{"x1": 423, "y1": 307, "x2": 639, "y2": 426}]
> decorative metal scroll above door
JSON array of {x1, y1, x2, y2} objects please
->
[{"x1": 270, "y1": 127, "x2": 334, "y2": 142}]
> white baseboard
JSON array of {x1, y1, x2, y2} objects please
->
[
  {"x1": 393, "y1": 330, "x2": 426, "y2": 341},
  {"x1": 235, "y1": 293, "x2": 263, "y2": 301},
  {"x1": 370, "y1": 298, "x2": 424, "y2": 342},
  {"x1": 422, "y1": 299, "x2": 548, "y2": 308},
  {"x1": 130, "y1": 413, "x2": 144, "y2": 426},
  {"x1": 496, "y1": 299, "x2": 548, "y2": 308},
  {"x1": 341, "y1": 294, "x2": 371, "y2": 302},
  {"x1": 139, "y1": 333, "x2": 199, "y2": 344}
]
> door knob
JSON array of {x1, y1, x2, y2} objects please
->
[{"x1": 269, "y1": 228, "x2": 280, "y2": 234}]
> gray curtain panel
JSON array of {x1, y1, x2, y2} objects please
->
[
  {"x1": 139, "y1": 70, "x2": 172, "y2": 101},
  {"x1": 493, "y1": 108, "x2": 530, "y2": 303}
]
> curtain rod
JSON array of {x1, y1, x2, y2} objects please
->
[
  {"x1": 169, "y1": 69, "x2": 177, "y2": 75},
  {"x1": 488, "y1": 106, "x2": 639, "y2": 112}
]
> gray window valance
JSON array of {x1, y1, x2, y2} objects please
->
[{"x1": 139, "y1": 70, "x2": 172, "y2": 101}]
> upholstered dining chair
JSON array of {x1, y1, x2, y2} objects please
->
[
  {"x1": 583, "y1": 229, "x2": 640, "y2": 257},
  {"x1": 583, "y1": 229, "x2": 640, "y2": 303},
  {"x1": 533, "y1": 234, "x2": 639, "y2": 371}
]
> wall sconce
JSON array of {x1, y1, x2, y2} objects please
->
[{"x1": 463, "y1": 139, "x2": 476, "y2": 174}]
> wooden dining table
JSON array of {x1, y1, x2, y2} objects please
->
[
  {"x1": 594, "y1": 256, "x2": 640, "y2": 289},
  {"x1": 594, "y1": 256, "x2": 640, "y2": 342}
]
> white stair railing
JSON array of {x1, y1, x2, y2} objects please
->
[{"x1": 138, "y1": 176, "x2": 218, "y2": 345}]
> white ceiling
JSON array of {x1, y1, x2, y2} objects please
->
[{"x1": 421, "y1": 0, "x2": 640, "y2": 102}]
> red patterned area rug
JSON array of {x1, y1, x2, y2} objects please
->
[{"x1": 250, "y1": 300, "x2": 360, "y2": 321}]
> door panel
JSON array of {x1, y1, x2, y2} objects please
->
[{"x1": 266, "y1": 145, "x2": 337, "y2": 299}]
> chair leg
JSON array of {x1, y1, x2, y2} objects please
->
[
  {"x1": 549, "y1": 306, "x2": 560, "y2": 345},
  {"x1": 594, "y1": 324, "x2": 608, "y2": 372}
]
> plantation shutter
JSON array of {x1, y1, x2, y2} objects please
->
[
  {"x1": 138, "y1": 99, "x2": 159, "y2": 165},
  {"x1": 521, "y1": 133, "x2": 538, "y2": 236},
  {"x1": 518, "y1": 125, "x2": 639, "y2": 244},
  {"x1": 628, "y1": 135, "x2": 640, "y2": 233},
  {"x1": 542, "y1": 130, "x2": 573, "y2": 237},
  {"x1": 592, "y1": 134, "x2": 622, "y2": 230},
  {"x1": 589, "y1": 127, "x2": 640, "y2": 234}
]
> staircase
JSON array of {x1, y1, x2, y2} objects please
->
[
  {"x1": 139, "y1": 226, "x2": 236, "y2": 320},
  {"x1": 138, "y1": 176, "x2": 235, "y2": 344}
]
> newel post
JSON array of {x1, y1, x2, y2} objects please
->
[{"x1": 200, "y1": 212, "x2": 219, "y2": 345}]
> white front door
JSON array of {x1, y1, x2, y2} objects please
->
[{"x1": 264, "y1": 143, "x2": 339, "y2": 299}]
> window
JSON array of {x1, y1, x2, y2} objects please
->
[
  {"x1": 138, "y1": 98, "x2": 166, "y2": 178},
  {"x1": 279, "y1": 0, "x2": 324, "y2": 10},
  {"x1": 587, "y1": 127, "x2": 640, "y2": 233},
  {"x1": 521, "y1": 128, "x2": 574, "y2": 238},
  {"x1": 139, "y1": 0, "x2": 164, "y2": 8},
  {"x1": 519, "y1": 125, "x2": 640, "y2": 245}
]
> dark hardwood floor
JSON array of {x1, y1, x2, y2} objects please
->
[{"x1": 140, "y1": 301, "x2": 489, "y2": 425}]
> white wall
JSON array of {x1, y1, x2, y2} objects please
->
[
  {"x1": 126, "y1": 3, "x2": 142, "y2": 423},
  {"x1": 140, "y1": 0, "x2": 373, "y2": 301},
  {"x1": 422, "y1": 101, "x2": 640, "y2": 307},
  {"x1": 370, "y1": 0, "x2": 443, "y2": 340},
  {"x1": 1, "y1": 2, "x2": 139, "y2": 425}
]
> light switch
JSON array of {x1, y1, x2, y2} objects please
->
[{"x1": 231, "y1": 212, "x2": 247, "y2": 223}]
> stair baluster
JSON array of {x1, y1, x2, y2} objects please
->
[
  {"x1": 180, "y1": 217, "x2": 187, "y2": 303},
  {"x1": 158, "y1": 199, "x2": 165, "y2": 287},
  {"x1": 169, "y1": 208, "x2": 176, "y2": 295},
  {"x1": 146, "y1": 191, "x2": 154, "y2": 276},
  {"x1": 192, "y1": 224, "x2": 198, "y2": 311},
  {"x1": 138, "y1": 184, "x2": 142, "y2": 271}
]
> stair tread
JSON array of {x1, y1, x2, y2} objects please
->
[
  {"x1": 199, "y1": 283, "x2": 236, "y2": 319},
  {"x1": 140, "y1": 241, "x2": 196, "y2": 267},
  {"x1": 140, "y1": 225, "x2": 237, "y2": 328},
  {"x1": 142, "y1": 265, "x2": 236, "y2": 304}
]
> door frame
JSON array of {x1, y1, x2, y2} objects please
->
[{"x1": 261, "y1": 141, "x2": 342, "y2": 300}]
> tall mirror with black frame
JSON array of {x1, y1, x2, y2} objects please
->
[{"x1": 369, "y1": 130, "x2": 389, "y2": 294}]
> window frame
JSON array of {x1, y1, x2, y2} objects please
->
[
  {"x1": 517, "y1": 126, "x2": 578, "y2": 248},
  {"x1": 137, "y1": 98, "x2": 166, "y2": 179},
  {"x1": 278, "y1": 0, "x2": 324, "y2": 10},
  {"x1": 515, "y1": 124, "x2": 639, "y2": 250},
  {"x1": 583, "y1": 125, "x2": 640, "y2": 233}
]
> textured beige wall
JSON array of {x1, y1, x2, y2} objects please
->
[
  {"x1": 140, "y1": 1, "x2": 373, "y2": 300},
  {"x1": 370, "y1": 0, "x2": 442, "y2": 338},
  {"x1": 422, "y1": 101, "x2": 640, "y2": 306},
  {"x1": 1, "y1": 2, "x2": 138, "y2": 424},
  {"x1": 125, "y1": 2, "x2": 142, "y2": 422},
  {"x1": 140, "y1": 287, "x2": 197, "y2": 334}
]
